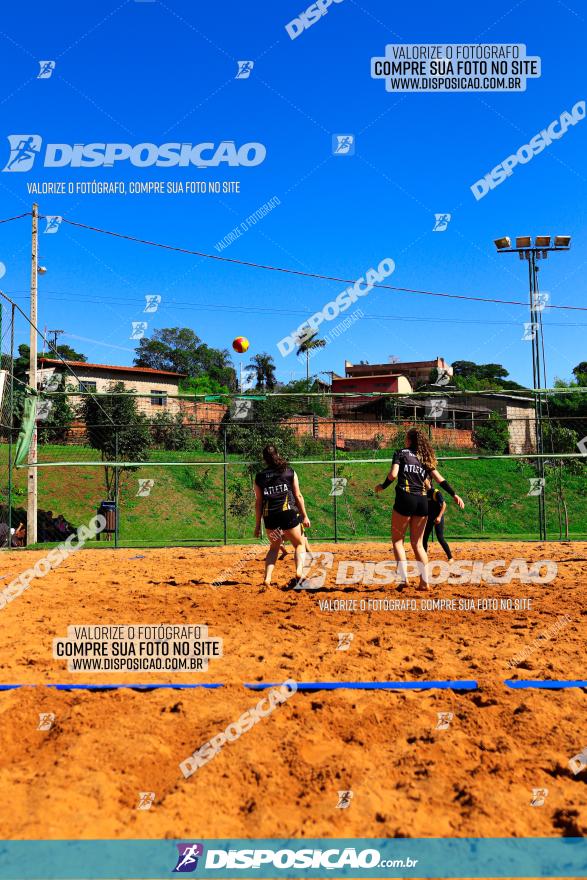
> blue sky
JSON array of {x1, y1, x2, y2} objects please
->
[{"x1": 0, "y1": 0, "x2": 585, "y2": 387}]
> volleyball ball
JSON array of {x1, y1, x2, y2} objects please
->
[{"x1": 232, "y1": 336, "x2": 249, "y2": 354}]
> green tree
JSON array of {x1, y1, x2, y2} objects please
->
[
  {"x1": 572, "y1": 362, "x2": 587, "y2": 385},
  {"x1": 296, "y1": 331, "x2": 326, "y2": 388},
  {"x1": 79, "y1": 381, "x2": 150, "y2": 500},
  {"x1": 245, "y1": 352, "x2": 277, "y2": 390},
  {"x1": 134, "y1": 327, "x2": 237, "y2": 389},
  {"x1": 43, "y1": 344, "x2": 88, "y2": 362},
  {"x1": 37, "y1": 375, "x2": 75, "y2": 444},
  {"x1": 473, "y1": 411, "x2": 510, "y2": 453}
]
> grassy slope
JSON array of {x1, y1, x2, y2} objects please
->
[{"x1": 1, "y1": 444, "x2": 585, "y2": 545}]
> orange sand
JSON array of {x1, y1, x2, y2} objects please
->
[{"x1": 0, "y1": 542, "x2": 585, "y2": 840}]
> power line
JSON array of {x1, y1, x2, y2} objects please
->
[{"x1": 49, "y1": 214, "x2": 587, "y2": 313}]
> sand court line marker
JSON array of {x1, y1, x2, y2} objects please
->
[
  {"x1": 244, "y1": 680, "x2": 479, "y2": 691},
  {"x1": 505, "y1": 679, "x2": 587, "y2": 689}
]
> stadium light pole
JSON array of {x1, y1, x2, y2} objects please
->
[
  {"x1": 27, "y1": 204, "x2": 40, "y2": 545},
  {"x1": 493, "y1": 234, "x2": 571, "y2": 541}
]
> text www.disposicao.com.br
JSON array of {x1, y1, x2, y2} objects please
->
[{"x1": 68, "y1": 657, "x2": 203, "y2": 671}]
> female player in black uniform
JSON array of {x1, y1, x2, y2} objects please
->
[
  {"x1": 254, "y1": 445, "x2": 311, "y2": 588},
  {"x1": 375, "y1": 428, "x2": 464, "y2": 590}
]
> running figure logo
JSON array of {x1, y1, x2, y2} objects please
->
[
  {"x1": 144, "y1": 294, "x2": 161, "y2": 313},
  {"x1": 337, "y1": 632, "x2": 353, "y2": 651},
  {"x1": 527, "y1": 478, "x2": 545, "y2": 497},
  {"x1": 332, "y1": 134, "x2": 355, "y2": 156},
  {"x1": 436, "y1": 711, "x2": 453, "y2": 730},
  {"x1": 297, "y1": 551, "x2": 334, "y2": 590},
  {"x1": 130, "y1": 322, "x2": 148, "y2": 339},
  {"x1": 37, "y1": 712, "x2": 55, "y2": 731},
  {"x1": 3, "y1": 135, "x2": 42, "y2": 172},
  {"x1": 137, "y1": 791, "x2": 155, "y2": 810},
  {"x1": 329, "y1": 477, "x2": 347, "y2": 497},
  {"x1": 530, "y1": 788, "x2": 548, "y2": 807},
  {"x1": 433, "y1": 213, "x2": 451, "y2": 232},
  {"x1": 336, "y1": 790, "x2": 353, "y2": 809},
  {"x1": 236, "y1": 61, "x2": 254, "y2": 79},
  {"x1": 425, "y1": 398, "x2": 448, "y2": 419},
  {"x1": 44, "y1": 216, "x2": 62, "y2": 234},
  {"x1": 173, "y1": 843, "x2": 204, "y2": 873},
  {"x1": 37, "y1": 60, "x2": 56, "y2": 79},
  {"x1": 568, "y1": 747, "x2": 587, "y2": 775},
  {"x1": 137, "y1": 479, "x2": 155, "y2": 497}
]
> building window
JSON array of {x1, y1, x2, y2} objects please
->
[
  {"x1": 78, "y1": 381, "x2": 97, "y2": 393},
  {"x1": 151, "y1": 389, "x2": 167, "y2": 407}
]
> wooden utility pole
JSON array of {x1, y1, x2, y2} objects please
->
[{"x1": 27, "y1": 203, "x2": 38, "y2": 545}]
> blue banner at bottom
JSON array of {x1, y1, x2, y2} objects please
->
[{"x1": 0, "y1": 838, "x2": 586, "y2": 879}]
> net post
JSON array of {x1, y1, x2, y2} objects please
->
[
  {"x1": 222, "y1": 425, "x2": 227, "y2": 546},
  {"x1": 114, "y1": 431, "x2": 119, "y2": 548},
  {"x1": 7, "y1": 304, "x2": 14, "y2": 538},
  {"x1": 332, "y1": 420, "x2": 338, "y2": 543}
]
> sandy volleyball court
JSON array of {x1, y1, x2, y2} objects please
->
[{"x1": 0, "y1": 541, "x2": 585, "y2": 840}]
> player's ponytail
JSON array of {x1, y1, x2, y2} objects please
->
[
  {"x1": 262, "y1": 444, "x2": 288, "y2": 472},
  {"x1": 406, "y1": 428, "x2": 437, "y2": 471}
]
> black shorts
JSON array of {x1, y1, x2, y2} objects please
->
[
  {"x1": 264, "y1": 509, "x2": 302, "y2": 532},
  {"x1": 393, "y1": 490, "x2": 429, "y2": 517}
]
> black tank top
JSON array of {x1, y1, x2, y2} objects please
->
[
  {"x1": 255, "y1": 466, "x2": 298, "y2": 516},
  {"x1": 392, "y1": 448, "x2": 431, "y2": 495}
]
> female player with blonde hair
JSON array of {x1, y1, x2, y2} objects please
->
[{"x1": 375, "y1": 428, "x2": 464, "y2": 590}]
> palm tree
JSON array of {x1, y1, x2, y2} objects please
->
[
  {"x1": 245, "y1": 352, "x2": 277, "y2": 390},
  {"x1": 296, "y1": 331, "x2": 326, "y2": 388}
]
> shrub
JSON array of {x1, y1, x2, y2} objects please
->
[{"x1": 473, "y1": 412, "x2": 509, "y2": 453}]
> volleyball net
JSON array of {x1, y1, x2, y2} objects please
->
[{"x1": 3, "y1": 383, "x2": 586, "y2": 545}]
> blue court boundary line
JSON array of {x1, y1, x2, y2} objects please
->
[
  {"x1": 245, "y1": 681, "x2": 478, "y2": 690},
  {"x1": 505, "y1": 679, "x2": 587, "y2": 689},
  {"x1": 1, "y1": 681, "x2": 585, "y2": 692}
]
